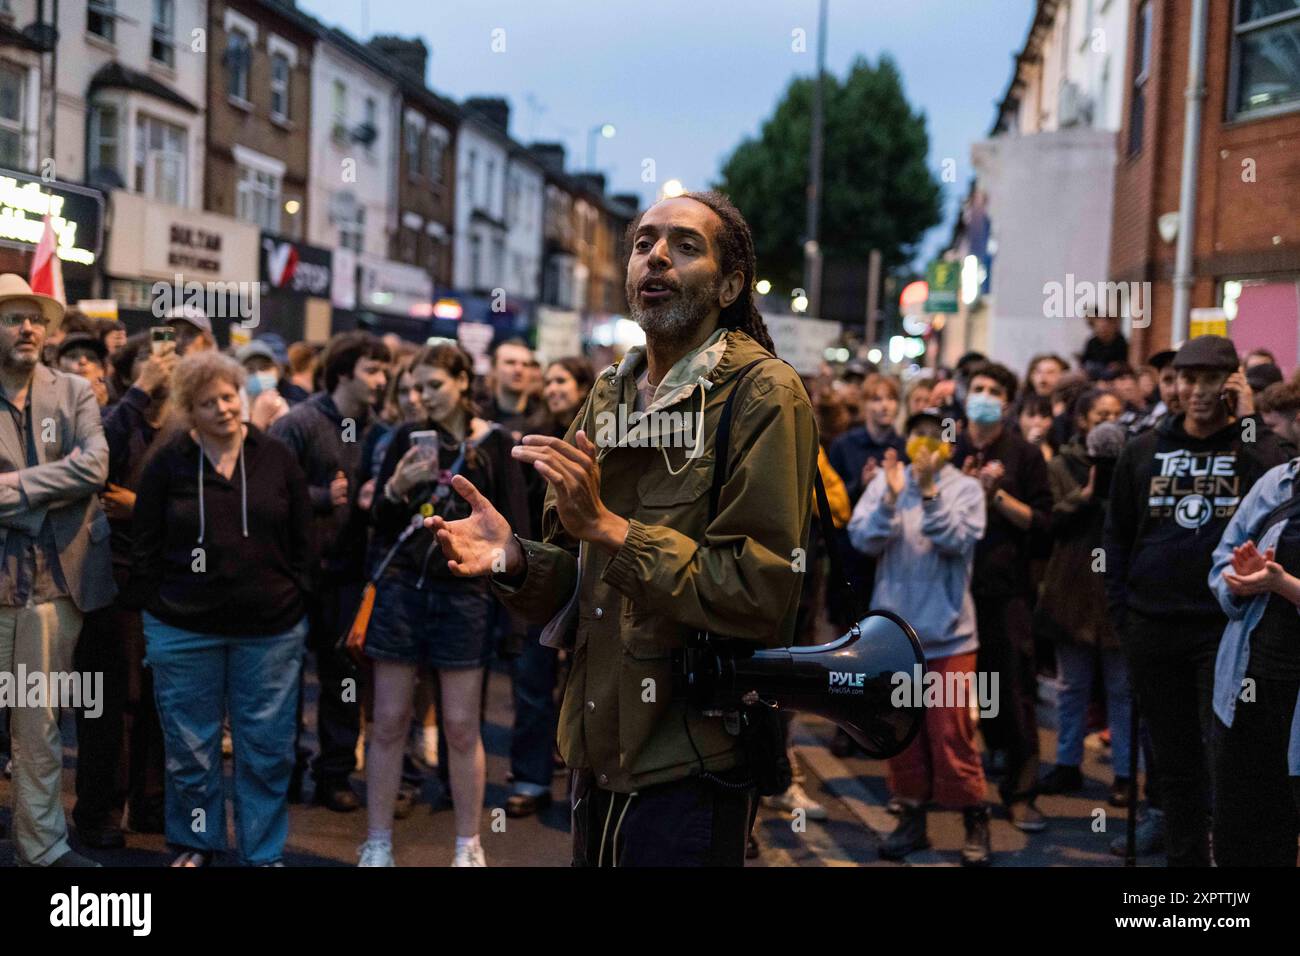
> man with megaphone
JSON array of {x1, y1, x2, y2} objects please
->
[{"x1": 426, "y1": 190, "x2": 819, "y2": 866}]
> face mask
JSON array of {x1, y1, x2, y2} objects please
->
[
  {"x1": 966, "y1": 392, "x2": 1004, "y2": 425},
  {"x1": 906, "y1": 435, "x2": 952, "y2": 464},
  {"x1": 246, "y1": 370, "x2": 278, "y2": 399}
]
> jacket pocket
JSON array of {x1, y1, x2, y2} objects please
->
[{"x1": 636, "y1": 456, "x2": 713, "y2": 508}]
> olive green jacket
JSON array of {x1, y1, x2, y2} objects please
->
[{"x1": 493, "y1": 329, "x2": 818, "y2": 792}]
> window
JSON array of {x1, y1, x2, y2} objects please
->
[
  {"x1": 470, "y1": 234, "x2": 482, "y2": 288},
  {"x1": 339, "y1": 206, "x2": 365, "y2": 254},
  {"x1": 426, "y1": 128, "x2": 445, "y2": 181},
  {"x1": 151, "y1": 0, "x2": 174, "y2": 67},
  {"x1": 363, "y1": 97, "x2": 377, "y2": 148},
  {"x1": 399, "y1": 227, "x2": 417, "y2": 261},
  {"x1": 237, "y1": 164, "x2": 281, "y2": 231},
  {"x1": 88, "y1": 0, "x2": 115, "y2": 43},
  {"x1": 87, "y1": 102, "x2": 119, "y2": 177},
  {"x1": 1233, "y1": 0, "x2": 1300, "y2": 117},
  {"x1": 483, "y1": 158, "x2": 495, "y2": 211},
  {"x1": 331, "y1": 80, "x2": 347, "y2": 124},
  {"x1": 1127, "y1": 1, "x2": 1152, "y2": 155},
  {"x1": 270, "y1": 53, "x2": 290, "y2": 121},
  {"x1": 134, "y1": 114, "x2": 186, "y2": 205},
  {"x1": 491, "y1": 236, "x2": 504, "y2": 286},
  {"x1": 225, "y1": 29, "x2": 252, "y2": 102},
  {"x1": 405, "y1": 120, "x2": 422, "y2": 177},
  {"x1": 0, "y1": 62, "x2": 25, "y2": 168}
]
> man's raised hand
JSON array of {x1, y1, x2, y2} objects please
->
[{"x1": 425, "y1": 474, "x2": 521, "y2": 577}]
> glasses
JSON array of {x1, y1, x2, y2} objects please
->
[{"x1": 0, "y1": 313, "x2": 50, "y2": 329}]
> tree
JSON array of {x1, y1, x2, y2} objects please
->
[{"x1": 717, "y1": 55, "x2": 942, "y2": 294}]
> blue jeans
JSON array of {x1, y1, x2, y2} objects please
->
[
  {"x1": 510, "y1": 629, "x2": 559, "y2": 792},
  {"x1": 144, "y1": 614, "x2": 306, "y2": 865},
  {"x1": 1055, "y1": 640, "x2": 1132, "y2": 776}
]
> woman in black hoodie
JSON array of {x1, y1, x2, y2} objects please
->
[{"x1": 128, "y1": 351, "x2": 311, "y2": 867}]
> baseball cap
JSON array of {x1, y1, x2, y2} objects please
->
[
  {"x1": 1245, "y1": 362, "x2": 1284, "y2": 393},
  {"x1": 56, "y1": 333, "x2": 108, "y2": 365},
  {"x1": 905, "y1": 406, "x2": 947, "y2": 434},
  {"x1": 164, "y1": 305, "x2": 213, "y2": 336},
  {"x1": 1172, "y1": 335, "x2": 1238, "y2": 372},
  {"x1": 236, "y1": 340, "x2": 278, "y2": 366},
  {"x1": 1147, "y1": 349, "x2": 1177, "y2": 371}
]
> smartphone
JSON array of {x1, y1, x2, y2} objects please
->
[
  {"x1": 150, "y1": 326, "x2": 175, "y2": 357},
  {"x1": 409, "y1": 430, "x2": 440, "y2": 458}
]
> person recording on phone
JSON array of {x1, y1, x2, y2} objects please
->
[
  {"x1": 1104, "y1": 335, "x2": 1289, "y2": 866},
  {"x1": 426, "y1": 191, "x2": 818, "y2": 867}
]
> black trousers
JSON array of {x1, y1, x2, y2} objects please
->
[
  {"x1": 570, "y1": 769, "x2": 753, "y2": 867},
  {"x1": 306, "y1": 578, "x2": 363, "y2": 785},
  {"x1": 1213, "y1": 670, "x2": 1300, "y2": 867},
  {"x1": 1122, "y1": 610, "x2": 1220, "y2": 867},
  {"x1": 72, "y1": 596, "x2": 165, "y2": 831},
  {"x1": 974, "y1": 594, "x2": 1039, "y2": 804}
]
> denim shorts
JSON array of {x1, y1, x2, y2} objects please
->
[{"x1": 364, "y1": 577, "x2": 495, "y2": 670}]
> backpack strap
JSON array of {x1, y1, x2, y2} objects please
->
[{"x1": 709, "y1": 358, "x2": 861, "y2": 620}]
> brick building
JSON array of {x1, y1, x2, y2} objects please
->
[
  {"x1": 1111, "y1": 0, "x2": 1300, "y2": 371},
  {"x1": 369, "y1": 36, "x2": 458, "y2": 291}
]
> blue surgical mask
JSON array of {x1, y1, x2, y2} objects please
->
[
  {"x1": 965, "y1": 392, "x2": 1004, "y2": 425},
  {"x1": 247, "y1": 370, "x2": 279, "y2": 399}
]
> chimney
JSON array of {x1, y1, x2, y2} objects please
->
[
  {"x1": 367, "y1": 36, "x2": 429, "y2": 82},
  {"x1": 528, "y1": 142, "x2": 566, "y2": 175},
  {"x1": 572, "y1": 173, "x2": 607, "y2": 196},
  {"x1": 612, "y1": 193, "x2": 641, "y2": 212},
  {"x1": 464, "y1": 96, "x2": 510, "y2": 133}
]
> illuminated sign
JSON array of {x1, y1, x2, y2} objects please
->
[{"x1": 0, "y1": 171, "x2": 103, "y2": 266}]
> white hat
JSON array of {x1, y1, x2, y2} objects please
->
[{"x1": 0, "y1": 273, "x2": 65, "y2": 335}]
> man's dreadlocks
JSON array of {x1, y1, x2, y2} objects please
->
[{"x1": 626, "y1": 189, "x2": 775, "y2": 354}]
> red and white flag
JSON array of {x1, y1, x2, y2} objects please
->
[{"x1": 29, "y1": 214, "x2": 65, "y2": 305}]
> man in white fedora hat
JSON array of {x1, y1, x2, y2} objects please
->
[{"x1": 0, "y1": 274, "x2": 116, "y2": 866}]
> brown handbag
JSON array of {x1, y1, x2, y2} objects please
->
[{"x1": 336, "y1": 517, "x2": 423, "y2": 666}]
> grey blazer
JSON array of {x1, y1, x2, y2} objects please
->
[{"x1": 0, "y1": 364, "x2": 116, "y2": 613}]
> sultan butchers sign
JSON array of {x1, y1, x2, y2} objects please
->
[
  {"x1": 105, "y1": 192, "x2": 259, "y2": 282},
  {"x1": 260, "y1": 235, "x2": 332, "y2": 297}
]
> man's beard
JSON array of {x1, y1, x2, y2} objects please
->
[
  {"x1": 628, "y1": 277, "x2": 719, "y2": 349},
  {"x1": 0, "y1": 339, "x2": 39, "y2": 372}
]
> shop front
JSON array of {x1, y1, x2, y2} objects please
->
[
  {"x1": 252, "y1": 233, "x2": 334, "y2": 346},
  {"x1": 0, "y1": 167, "x2": 104, "y2": 301},
  {"x1": 103, "y1": 191, "x2": 259, "y2": 347}
]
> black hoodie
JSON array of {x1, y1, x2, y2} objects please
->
[
  {"x1": 126, "y1": 426, "x2": 312, "y2": 636},
  {"x1": 1103, "y1": 413, "x2": 1290, "y2": 622}
]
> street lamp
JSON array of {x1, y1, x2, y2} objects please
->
[
  {"x1": 755, "y1": 279, "x2": 772, "y2": 296},
  {"x1": 587, "y1": 123, "x2": 616, "y2": 169}
]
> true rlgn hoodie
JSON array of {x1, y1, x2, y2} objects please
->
[{"x1": 1102, "y1": 412, "x2": 1290, "y2": 622}]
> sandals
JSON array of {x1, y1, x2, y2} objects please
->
[{"x1": 169, "y1": 849, "x2": 213, "y2": 868}]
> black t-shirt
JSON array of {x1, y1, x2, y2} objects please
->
[
  {"x1": 1250, "y1": 518, "x2": 1300, "y2": 680},
  {"x1": 952, "y1": 426, "x2": 1054, "y2": 598}
]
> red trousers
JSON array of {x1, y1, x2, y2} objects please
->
[{"x1": 887, "y1": 651, "x2": 989, "y2": 808}]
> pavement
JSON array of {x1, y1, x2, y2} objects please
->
[{"x1": 0, "y1": 655, "x2": 1147, "y2": 867}]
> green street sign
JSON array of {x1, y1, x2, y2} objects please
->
[{"x1": 926, "y1": 260, "x2": 959, "y2": 313}]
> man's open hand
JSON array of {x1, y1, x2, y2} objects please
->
[
  {"x1": 511, "y1": 430, "x2": 629, "y2": 553},
  {"x1": 425, "y1": 474, "x2": 521, "y2": 577}
]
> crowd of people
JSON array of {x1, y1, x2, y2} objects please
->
[
  {"x1": 816, "y1": 313, "x2": 1300, "y2": 867},
  {"x1": 2, "y1": 260, "x2": 1298, "y2": 868}
]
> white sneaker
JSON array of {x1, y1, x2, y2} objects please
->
[
  {"x1": 762, "y1": 782, "x2": 829, "y2": 820},
  {"x1": 452, "y1": 842, "x2": 486, "y2": 867},
  {"x1": 357, "y1": 840, "x2": 395, "y2": 867}
]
